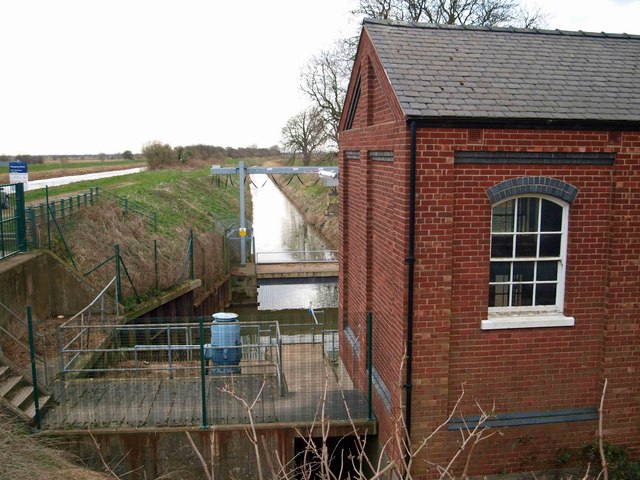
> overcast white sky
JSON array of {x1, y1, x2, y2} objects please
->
[{"x1": 1, "y1": 0, "x2": 639, "y2": 156}]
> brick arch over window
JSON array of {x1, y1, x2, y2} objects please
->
[{"x1": 486, "y1": 177, "x2": 579, "y2": 205}]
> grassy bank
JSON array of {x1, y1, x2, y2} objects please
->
[
  {"x1": 33, "y1": 165, "x2": 245, "y2": 306},
  {"x1": 275, "y1": 157, "x2": 339, "y2": 249}
]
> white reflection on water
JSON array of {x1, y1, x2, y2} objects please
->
[
  {"x1": 250, "y1": 174, "x2": 328, "y2": 263},
  {"x1": 257, "y1": 279, "x2": 338, "y2": 311},
  {"x1": 249, "y1": 174, "x2": 337, "y2": 311}
]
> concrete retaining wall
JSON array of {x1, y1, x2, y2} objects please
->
[{"x1": 0, "y1": 251, "x2": 116, "y2": 335}]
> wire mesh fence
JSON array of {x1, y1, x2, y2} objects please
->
[
  {"x1": 41, "y1": 314, "x2": 370, "y2": 431},
  {"x1": 0, "y1": 183, "x2": 26, "y2": 259},
  {"x1": 25, "y1": 187, "x2": 158, "y2": 251}
]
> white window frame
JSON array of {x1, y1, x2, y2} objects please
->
[{"x1": 482, "y1": 195, "x2": 575, "y2": 330}]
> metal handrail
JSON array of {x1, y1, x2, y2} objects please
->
[
  {"x1": 59, "y1": 321, "x2": 280, "y2": 374},
  {"x1": 255, "y1": 250, "x2": 338, "y2": 264},
  {"x1": 0, "y1": 301, "x2": 48, "y2": 384},
  {"x1": 0, "y1": 303, "x2": 46, "y2": 354},
  {"x1": 60, "y1": 276, "x2": 117, "y2": 328},
  {"x1": 273, "y1": 321, "x2": 284, "y2": 395}
]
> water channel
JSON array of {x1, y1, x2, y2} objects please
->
[{"x1": 230, "y1": 174, "x2": 338, "y2": 326}]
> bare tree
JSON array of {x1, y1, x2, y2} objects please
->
[
  {"x1": 355, "y1": 0, "x2": 547, "y2": 27},
  {"x1": 299, "y1": 39, "x2": 354, "y2": 146},
  {"x1": 281, "y1": 108, "x2": 329, "y2": 166}
]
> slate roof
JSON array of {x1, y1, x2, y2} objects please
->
[{"x1": 363, "y1": 18, "x2": 640, "y2": 123}]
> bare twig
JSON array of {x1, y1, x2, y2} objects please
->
[
  {"x1": 88, "y1": 429, "x2": 122, "y2": 479},
  {"x1": 221, "y1": 380, "x2": 267, "y2": 480},
  {"x1": 260, "y1": 435, "x2": 278, "y2": 479},
  {"x1": 185, "y1": 431, "x2": 212, "y2": 480},
  {"x1": 598, "y1": 379, "x2": 609, "y2": 480}
]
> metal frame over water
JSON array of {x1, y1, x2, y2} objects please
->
[{"x1": 210, "y1": 161, "x2": 339, "y2": 265}]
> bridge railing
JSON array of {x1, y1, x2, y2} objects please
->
[{"x1": 255, "y1": 250, "x2": 338, "y2": 264}]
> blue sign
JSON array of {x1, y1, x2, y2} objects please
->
[{"x1": 9, "y1": 162, "x2": 28, "y2": 173}]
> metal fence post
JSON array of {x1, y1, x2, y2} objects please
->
[
  {"x1": 367, "y1": 311, "x2": 373, "y2": 421},
  {"x1": 15, "y1": 183, "x2": 27, "y2": 251},
  {"x1": 114, "y1": 244, "x2": 122, "y2": 306},
  {"x1": 27, "y1": 306, "x2": 41, "y2": 431},
  {"x1": 27, "y1": 207, "x2": 38, "y2": 248},
  {"x1": 46, "y1": 187, "x2": 52, "y2": 251},
  {"x1": 0, "y1": 195, "x2": 5, "y2": 258},
  {"x1": 189, "y1": 228, "x2": 195, "y2": 280},
  {"x1": 199, "y1": 316, "x2": 208, "y2": 428},
  {"x1": 154, "y1": 239, "x2": 159, "y2": 291}
]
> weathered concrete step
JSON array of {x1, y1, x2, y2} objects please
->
[
  {"x1": 24, "y1": 394, "x2": 51, "y2": 419},
  {"x1": 0, "y1": 365, "x2": 8, "y2": 380},
  {"x1": 0, "y1": 375, "x2": 22, "y2": 397},
  {"x1": 10, "y1": 385, "x2": 33, "y2": 409}
]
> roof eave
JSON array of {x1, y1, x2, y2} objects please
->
[{"x1": 406, "y1": 115, "x2": 640, "y2": 131}]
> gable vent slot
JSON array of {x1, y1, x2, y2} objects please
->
[
  {"x1": 468, "y1": 129, "x2": 483, "y2": 144},
  {"x1": 608, "y1": 131, "x2": 622, "y2": 146}
]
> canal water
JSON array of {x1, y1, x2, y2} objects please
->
[{"x1": 231, "y1": 174, "x2": 338, "y2": 327}]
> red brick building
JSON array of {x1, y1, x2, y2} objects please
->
[{"x1": 338, "y1": 19, "x2": 640, "y2": 477}]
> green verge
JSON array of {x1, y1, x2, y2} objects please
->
[
  {"x1": 25, "y1": 165, "x2": 246, "y2": 237},
  {"x1": 275, "y1": 156, "x2": 339, "y2": 249}
]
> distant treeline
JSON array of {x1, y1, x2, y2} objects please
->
[
  {"x1": 144, "y1": 143, "x2": 283, "y2": 169},
  {"x1": 0, "y1": 153, "x2": 138, "y2": 164},
  {"x1": 0, "y1": 144, "x2": 282, "y2": 165},
  {"x1": 181, "y1": 144, "x2": 281, "y2": 161}
]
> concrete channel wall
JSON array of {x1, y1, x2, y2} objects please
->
[
  {"x1": 0, "y1": 251, "x2": 117, "y2": 334},
  {"x1": 50, "y1": 423, "x2": 367, "y2": 479}
]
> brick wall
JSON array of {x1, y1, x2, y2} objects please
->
[
  {"x1": 339, "y1": 39, "x2": 411, "y2": 455},
  {"x1": 339, "y1": 30, "x2": 639, "y2": 479}
]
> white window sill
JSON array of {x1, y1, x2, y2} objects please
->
[{"x1": 481, "y1": 315, "x2": 575, "y2": 330}]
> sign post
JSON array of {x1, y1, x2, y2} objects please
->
[{"x1": 9, "y1": 162, "x2": 28, "y2": 190}]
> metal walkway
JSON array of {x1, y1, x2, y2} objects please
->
[{"x1": 42, "y1": 344, "x2": 371, "y2": 431}]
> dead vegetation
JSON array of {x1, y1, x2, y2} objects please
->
[
  {"x1": 44, "y1": 199, "x2": 226, "y2": 306},
  {"x1": 0, "y1": 412, "x2": 107, "y2": 480},
  {"x1": 276, "y1": 175, "x2": 338, "y2": 250}
]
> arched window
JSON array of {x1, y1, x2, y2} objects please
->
[{"x1": 489, "y1": 196, "x2": 568, "y2": 311}]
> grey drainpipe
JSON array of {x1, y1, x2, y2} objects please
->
[{"x1": 404, "y1": 120, "x2": 417, "y2": 470}]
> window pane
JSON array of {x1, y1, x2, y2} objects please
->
[
  {"x1": 535, "y1": 284, "x2": 557, "y2": 305},
  {"x1": 491, "y1": 236, "x2": 513, "y2": 258},
  {"x1": 490, "y1": 262, "x2": 510, "y2": 282},
  {"x1": 489, "y1": 284, "x2": 510, "y2": 307},
  {"x1": 512, "y1": 283, "x2": 533, "y2": 306},
  {"x1": 541, "y1": 200, "x2": 563, "y2": 232},
  {"x1": 513, "y1": 262, "x2": 535, "y2": 282},
  {"x1": 537, "y1": 261, "x2": 558, "y2": 281},
  {"x1": 540, "y1": 234, "x2": 561, "y2": 257},
  {"x1": 516, "y1": 198, "x2": 539, "y2": 232},
  {"x1": 492, "y1": 200, "x2": 514, "y2": 233},
  {"x1": 515, "y1": 234, "x2": 537, "y2": 257}
]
